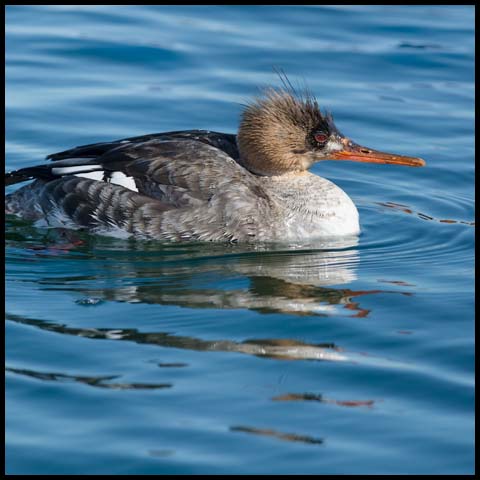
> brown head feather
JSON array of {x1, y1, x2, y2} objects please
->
[{"x1": 237, "y1": 87, "x2": 335, "y2": 176}]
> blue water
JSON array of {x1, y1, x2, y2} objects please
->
[{"x1": 5, "y1": 5, "x2": 475, "y2": 475}]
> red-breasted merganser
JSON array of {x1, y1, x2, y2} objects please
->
[{"x1": 5, "y1": 87, "x2": 425, "y2": 242}]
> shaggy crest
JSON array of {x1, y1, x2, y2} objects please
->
[{"x1": 237, "y1": 86, "x2": 337, "y2": 176}]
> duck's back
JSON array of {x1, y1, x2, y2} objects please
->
[{"x1": 5, "y1": 130, "x2": 275, "y2": 242}]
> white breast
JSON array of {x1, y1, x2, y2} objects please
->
[{"x1": 266, "y1": 173, "x2": 360, "y2": 241}]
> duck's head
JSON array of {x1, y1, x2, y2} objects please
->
[{"x1": 237, "y1": 87, "x2": 425, "y2": 176}]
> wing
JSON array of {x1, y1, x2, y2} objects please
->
[
  {"x1": 47, "y1": 130, "x2": 239, "y2": 163},
  {"x1": 7, "y1": 130, "x2": 243, "y2": 208},
  {"x1": 6, "y1": 130, "x2": 274, "y2": 242},
  {"x1": 99, "y1": 137, "x2": 253, "y2": 206}
]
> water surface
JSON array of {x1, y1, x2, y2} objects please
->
[{"x1": 5, "y1": 5, "x2": 474, "y2": 475}]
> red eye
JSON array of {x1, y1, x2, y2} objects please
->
[{"x1": 314, "y1": 133, "x2": 328, "y2": 144}]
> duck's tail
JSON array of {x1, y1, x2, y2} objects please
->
[{"x1": 5, "y1": 158, "x2": 103, "y2": 186}]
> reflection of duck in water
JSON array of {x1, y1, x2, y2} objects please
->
[
  {"x1": 6, "y1": 231, "x2": 411, "y2": 364},
  {"x1": 5, "y1": 83, "x2": 424, "y2": 242},
  {"x1": 7, "y1": 311, "x2": 348, "y2": 363},
  {"x1": 17, "y1": 234, "x2": 410, "y2": 319}
]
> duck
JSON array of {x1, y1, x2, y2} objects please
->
[{"x1": 5, "y1": 86, "x2": 425, "y2": 242}]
